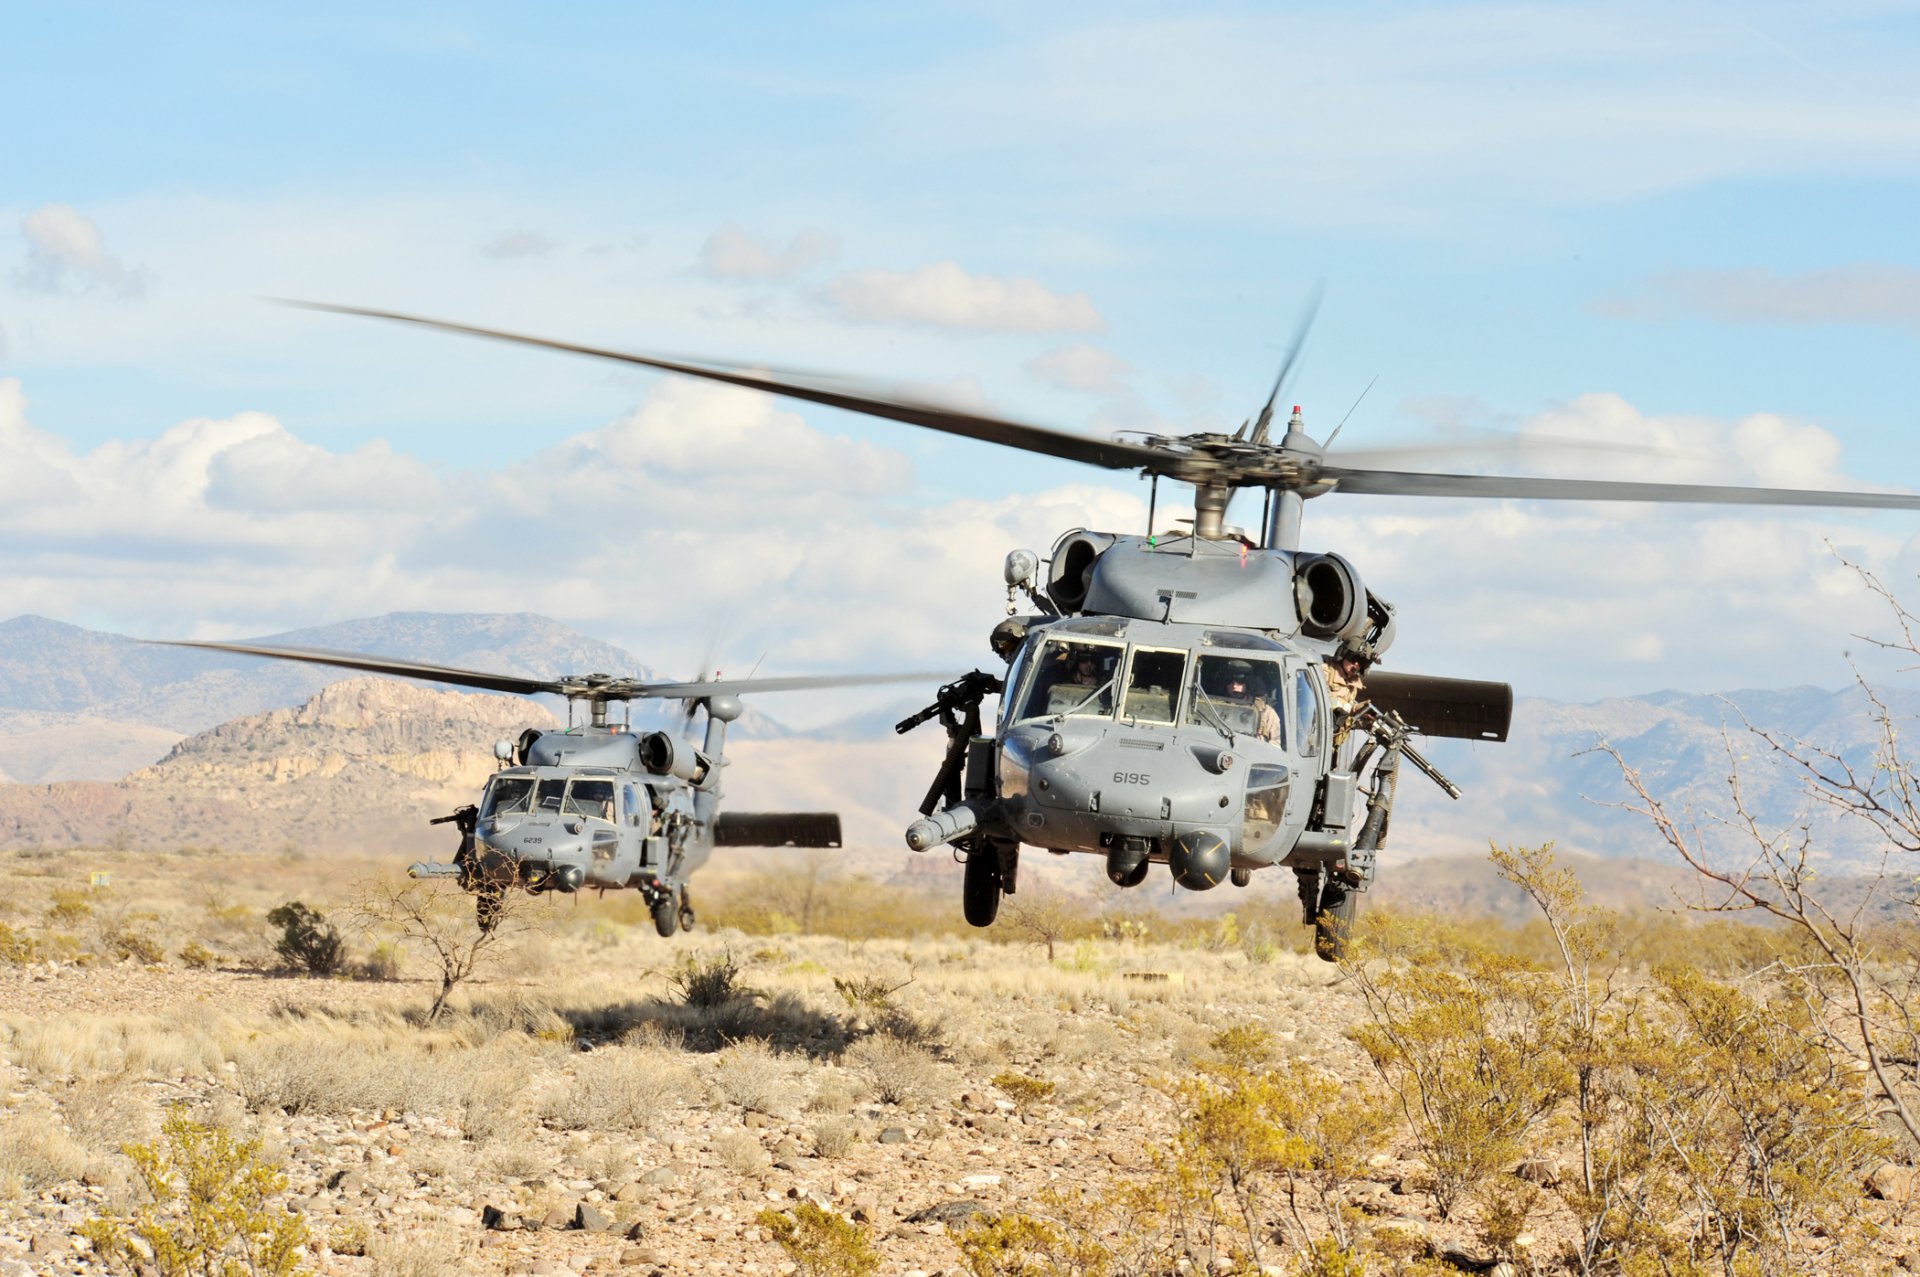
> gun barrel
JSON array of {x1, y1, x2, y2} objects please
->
[
  {"x1": 895, "y1": 703, "x2": 941, "y2": 735},
  {"x1": 407, "y1": 861, "x2": 463, "y2": 879},
  {"x1": 1399, "y1": 742, "x2": 1461, "y2": 800}
]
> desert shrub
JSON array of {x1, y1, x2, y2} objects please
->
[
  {"x1": 714, "y1": 1127, "x2": 770, "y2": 1175},
  {"x1": 758, "y1": 1202, "x2": 879, "y2": 1277},
  {"x1": 267, "y1": 901, "x2": 347, "y2": 976},
  {"x1": 1345, "y1": 915, "x2": 1571, "y2": 1219},
  {"x1": 847, "y1": 1034, "x2": 944, "y2": 1107},
  {"x1": 177, "y1": 941, "x2": 219, "y2": 970},
  {"x1": 82, "y1": 1107, "x2": 307, "y2": 1277},
  {"x1": 367, "y1": 1224, "x2": 470, "y2": 1277},
  {"x1": 832, "y1": 972, "x2": 913, "y2": 1016},
  {"x1": 952, "y1": 1182, "x2": 1193, "y2": 1277},
  {"x1": 0, "y1": 1096, "x2": 88, "y2": 1198},
  {"x1": 107, "y1": 926, "x2": 169, "y2": 965},
  {"x1": 711, "y1": 1038, "x2": 792, "y2": 1115},
  {"x1": 991, "y1": 1070, "x2": 1056, "y2": 1113},
  {"x1": 47, "y1": 884, "x2": 96, "y2": 925},
  {"x1": 812, "y1": 1115, "x2": 857, "y2": 1159},
  {"x1": 229, "y1": 1031, "x2": 379, "y2": 1116},
  {"x1": 669, "y1": 949, "x2": 754, "y2": 1008},
  {"x1": 62, "y1": 1074, "x2": 157, "y2": 1160},
  {"x1": 541, "y1": 1044, "x2": 683, "y2": 1133},
  {"x1": 0, "y1": 920, "x2": 40, "y2": 964}
]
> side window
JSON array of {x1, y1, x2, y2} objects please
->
[
  {"x1": 1018, "y1": 639, "x2": 1122, "y2": 720},
  {"x1": 1122, "y1": 649, "x2": 1187, "y2": 724},
  {"x1": 1294, "y1": 669, "x2": 1324, "y2": 758}
]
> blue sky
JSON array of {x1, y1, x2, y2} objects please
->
[{"x1": 5, "y1": 1, "x2": 1920, "y2": 713}]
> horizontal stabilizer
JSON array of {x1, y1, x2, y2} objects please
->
[
  {"x1": 1363, "y1": 671, "x2": 1513, "y2": 742},
  {"x1": 713, "y1": 812, "x2": 844, "y2": 848}
]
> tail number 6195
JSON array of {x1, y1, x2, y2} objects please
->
[{"x1": 1112, "y1": 771, "x2": 1152, "y2": 786}]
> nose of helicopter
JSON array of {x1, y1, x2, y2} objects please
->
[
  {"x1": 997, "y1": 722, "x2": 1247, "y2": 870},
  {"x1": 479, "y1": 820, "x2": 589, "y2": 891}
]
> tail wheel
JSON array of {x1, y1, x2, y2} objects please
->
[
  {"x1": 651, "y1": 893, "x2": 678, "y2": 938},
  {"x1": 962, "y1": 845, "x2": 1002, "y2": 928},
  {"x1": 1313, "y1": 881, "x2": 1358, "y2": 963},
  {"x1": 475, "y1": 886, "x2": 504, "y2": 935}
]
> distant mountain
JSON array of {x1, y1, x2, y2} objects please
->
[
  {"x1": 1392, "y1": 683, "x2": 1920, "y2": 868},
  {"x1": 0, "y1": 678, "x2": 553, "y2": 855},
  {"x1": 0, "y1": 612, "x2": 790, "y2": 782}
]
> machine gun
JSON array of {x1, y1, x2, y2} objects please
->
[{"x1": 896, "y1": 670, "x2": 1004, "y2": 816}]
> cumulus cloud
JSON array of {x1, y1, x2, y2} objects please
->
[
  {"x1": 477, "y1": 230, "x2": 555, "y2": 260},
  {"x1": 825, "y1": 261, "x2": 1105, "y2": 333},
  {"x1": 4, "y1": 373, "x2": 1914, "y2": 703},
  {"x1": 698, "y1": 224, "x2": 838, "y2": 281},
  {"x1": 1024, "y1": 343, "x2": 1132, "y2": 395},
  {"x1": 13, "y1": 204, "x2": 149, "y2": 298},
  {"x1": 1595, "y1": 264, "x2": 1920, "y2": 331}
]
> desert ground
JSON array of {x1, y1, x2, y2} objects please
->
[{"x1": 1, "y1": 845, "x2": 1915, "y2": 1277}]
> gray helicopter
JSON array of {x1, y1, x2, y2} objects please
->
[
  {"x1": 160, "y1": 638, "x2": 942, "y2": 935},
  {"x1": 282, "y1": 300, "x2": 1920, "y2": 957}
]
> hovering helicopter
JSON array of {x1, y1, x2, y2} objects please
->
[
  {"x1": 283, "y1": 300, "x2": 1920, "y2": 957},
  {"x1": 158, "y1": 638, "x2": 943, "y2": 935}
]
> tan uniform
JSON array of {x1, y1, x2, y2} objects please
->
[{"x1": 1254, "y1": 698, "x2": 1282, "y2": 743}]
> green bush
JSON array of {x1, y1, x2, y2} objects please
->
[
  {"x1": 266, "y1": 901, "x2": 345, "y2": 976},
  {"x1": 82, "y1": 1107, "x2": 308, "y2": 1277},
  {"x1": 757, "y1": 1202, "x2": 878, "y2": 1277}
]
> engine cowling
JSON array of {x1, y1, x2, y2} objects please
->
[
  {"x1": 1047, "y1": 530, "x2": 1116, "y2": 613},
  {"x1": 1293, "y1": 552, "x2": 1368, "y2": 640},
  {"x1": 639, "y1": 732, "x2": 708, "y2": 782}
]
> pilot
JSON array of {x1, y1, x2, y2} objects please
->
[
  {"x1": 1223, "y1": 660, "x2": 1282, "y2": 744},
  {"x1": 1068, "y1": 648, "x2": 1103, "y2": 685}
]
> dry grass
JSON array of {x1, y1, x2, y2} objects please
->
[{"x1": 539, "y1": 1042, "x2": 688, "y2": 1133}]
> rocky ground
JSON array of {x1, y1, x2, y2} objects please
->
[{"x1": 1, "y1": 845, "x2": 1916, "y2": 1276}]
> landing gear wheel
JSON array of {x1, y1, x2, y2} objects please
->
[
  {"x1": 677, "y1": 896, "x2": 696, "y2": 933},
  {"x1": 1314, "y1": 881, "x2": 1359, "y2": 963},
  {"x1": 962, "y1": 845, "x2": 1002, "y2": 928},
  {"x1": 475, "y1": 886, "x2": 504, "y2": 935},
  {"x1": 652, "y1": 892, "x2": 678, "y2": 938}
]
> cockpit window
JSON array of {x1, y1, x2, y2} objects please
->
[
  {"x1": 482, "y1": 776, "x2": 535, "y2": 820},
  {"x1": 1016, "y1": 638, "x2": 1123, "y2": 720},
  {"x1": 1122, "y1": 648, "x2": 1187, "y2": 724},
  {"x1": 1186, "y1": 655, "x2": 1284, "y2": 744},
  {"x1": 536, "y1": 777, "x2": 568, "y2": 812},
  {"x1": 565, "y1": 779, "x2": 617, "y2": 822},
  {"x1": 1295, "y1": 668, "x2": 1324, "y2": 757}
]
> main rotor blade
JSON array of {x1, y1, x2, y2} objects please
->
[
  {"x1": 284, "y1": 301, "x2": 1165, "y2": 473},
  {"x1": 156, "y1": 638, "x2": 952, "y2": 704},
  {"x1": 1262, "y1": 283, "x2": 1324, "y2": 418},
  {"x1": 630, "y1": 670, "x2": 955, "y2": 700},
  {"x1": 1319, "y1": 467, "x2": 1920, "y2": 509},
  {"x1": 154, "y1": 639, "x2": 563, "y2": 695}
]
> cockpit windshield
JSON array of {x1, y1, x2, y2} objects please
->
[
  {"x1": 1186, "y1": 655, "x2": 1284, "y2": 744},
  {"x1": 1016, "y1": 638, "x2": 1123, "y2": 720},
  {"x1": 564, "y1": 779, "x2": 617, "y2": 823},
  {"x1": 481, "y1": 776, "x2": 535, "y2": 820}
]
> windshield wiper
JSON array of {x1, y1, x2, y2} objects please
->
[{"x1": 1192, "y1": 688, "x2": 1236, "y2": 741}]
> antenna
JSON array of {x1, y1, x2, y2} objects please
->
[{"x1": 1322, "y1": 374, "x2": 1380, "y2": 450}]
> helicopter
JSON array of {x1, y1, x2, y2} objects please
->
[
  {"x1": 158, "y1": 637, "x2": 944, "y2": 935},
  {"x1": 279, "y1": 300, "x2": 1920, "y2": 957}
]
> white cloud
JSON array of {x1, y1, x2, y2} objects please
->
[
  {"x1": 825, "y1": 261, "x2": 1105, "y2": 333},
  {"x1": 1025, "y1": 343, "x2": 1132, "y2": 395},
  {"x1": 476, "y1": 230, "x2": 555, "y2": 260},
  {"x1": 699, "y1": 224, "x2": 838, "y2": 281},
  {"x1": 4, "y1": 372, "x2": 1915, "y2": 705},
  {"x1": 14, "y1": 204, "x2": 148, "y2": 298},
  {"x1": 1595, "y1": 264, "x2": 1920, "y2": 331}
]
